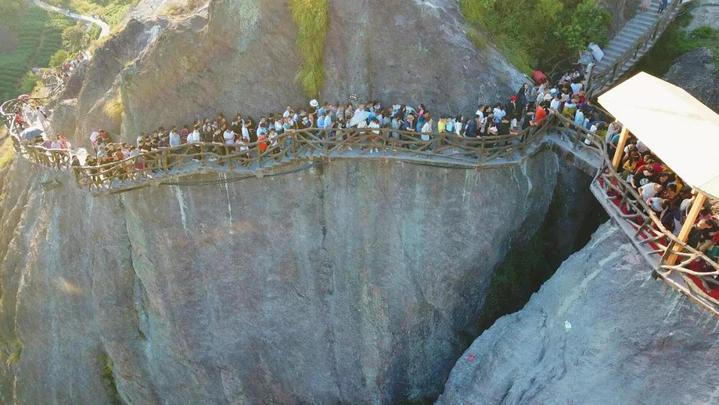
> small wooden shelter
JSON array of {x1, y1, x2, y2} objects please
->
[{"x1": 599, "y1": 72, "x2": 719, "y2": 264}]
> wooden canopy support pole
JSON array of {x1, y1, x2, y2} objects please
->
[
  {"x1": 612, "y1": 126, "x2": 630, "y2": 170},
  {"x1": 666, "y1": 192, "x2": 708, "y2": 266}
]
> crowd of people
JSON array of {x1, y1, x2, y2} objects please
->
[
  {"x1": 609, "y1": 131, "x2": 719, "y2": 287},
  {"x1": 71, "y1": 66, "x2": 609, "y2": 173},
  {"x1": 53, "y1": 51, "x2": 89, "y2": 82}
]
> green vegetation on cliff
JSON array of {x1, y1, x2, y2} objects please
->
[
  {"x1": 460, "y1": 0, "x2": 610, "y2": 73},
  {"x1": 99, "y1": 352, "x2": 122, "y2": 405},
  {"x1": 635, "y1": 11, "x2": 719, "y2": 76},
  {"x1": 0, "y1": 6, "x2": 71, "y2": 100},
  {"x1": 289, "y1": 0, "x2": 329, "y2": 98},
  {"x1": 0, "y1": 135, "x2": 16, "y2": 170}
]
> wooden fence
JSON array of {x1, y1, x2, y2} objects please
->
[{"x1": 554, "y1": 112, "x2": 719, "y2": 315}]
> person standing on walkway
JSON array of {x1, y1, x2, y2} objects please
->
[{"x1": 658, "y1": 0, "x2": 668, "y2": 13}]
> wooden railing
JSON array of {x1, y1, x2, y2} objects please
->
[
  {"x1": 586, "y1": 0, "x2": 684, "y2": 97},
  {"x1": 567, "y1": 111, "x2": 719, "y2": 315},
  {"x1": 4, "y1": 117, "x2": 561, "y2": 193}
]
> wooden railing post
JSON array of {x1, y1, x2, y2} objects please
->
[{"x1": 666, "y1": 192, "x2": 708, "y2": 266}]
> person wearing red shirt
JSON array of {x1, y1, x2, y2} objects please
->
[{"x1": 532, "y1": 104, "x2": 547, "y2": 126}]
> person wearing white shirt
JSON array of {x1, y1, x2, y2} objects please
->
[
  {"x1": 639, "y1": 182, "x2": 663, "y2": 200},
  {"x1": 647, "y1": 197, "x2": 667, "y2": 213},
  {"x1": 169, "y1": 129, "x2": 181, "y2": 147},
  {"x1": 187, "y1": 128, "x2": 201, "y2": 144},
  {"x1": 89, "y1": 130, "x2": 99, "y2": 150},
  {"x1": 420, "y1": 115, "x2": 433, "y2": 142},
  {"x1": 455, "y1": 118, "x2": 464, "y2": 137},
  {"x1": 549, "y1": 96, "x2": 561, "y2": 112},
  {"x1": 223, "y1": 128, "x2": 235, "y2": 145},
  {"x1": 236, "y1": 138, "x2": 249, "y2": 156}
]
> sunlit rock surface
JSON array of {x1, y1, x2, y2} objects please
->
[
  {"x1": 322, "y1": 0, "x2": 526, "y2": 113},
  {"x1": 0, "y1": 145, "x2": 598, "y2": 403},
  {"x1": 665, "y1": 47, "x2": 719, "y2": 112},
  {"x1": 439, "y1": 222, "x2": 719, "y2": 405}
]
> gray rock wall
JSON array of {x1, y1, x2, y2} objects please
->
[
  {"x1": 665, "y1": 47, "x2": 719, "y2": 112},
  {"x1": 439, "y1": 222, "x2": 719, "y2": 404},
  {"x1": 64, "y1": 0, "x2": 527, "y2": 145},
  {"x1": 322, "y1": 0, "x2": 526, "y2": 113},
  {"x1": 0, "y1": 144, "x2": 594, "y2": 404}
]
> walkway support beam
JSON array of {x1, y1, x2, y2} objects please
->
[
  {"x1": 612, "y1": 126, "x2": 630, "y2": 170},
  {"x1": 667, "y1": 192, "x2": 708, "y2": 266}
]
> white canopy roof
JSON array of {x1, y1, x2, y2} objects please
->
[{"x1": 599, "y1": 72, "x2": 719, "y2": 200}]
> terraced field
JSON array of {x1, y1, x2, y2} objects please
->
[
  {"x1": 0, "y1": 7, "x2": 71, "y2": 101},
  {"x1": 45, "y1": 0, "x2": 138, "y2": 26}
]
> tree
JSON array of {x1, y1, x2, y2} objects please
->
[
  {"x1": 49, "y1": 49, "x2": 69, "y2": 67},
  {"x1": 559, "y1": 0, "x2": 611, "y2": 53},
  {"x1": 62, "y1": 23, "x2": 89, "y2": 53},
  {"x1": 19, "y1": 71, "x2": 38, "y2": 94}
]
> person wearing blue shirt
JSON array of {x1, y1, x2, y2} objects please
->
[{"x1": 574, "y1": 109, "x2": 585, "y2": 127}]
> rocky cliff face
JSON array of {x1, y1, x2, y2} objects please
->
[
  {"x1": 439, "y1": 222, "x2": 719, "y2": 404},
  {"x1": 53, "y1": 0, "x2": 526, "y2": 145},
  {"x1": 0, "y1": 145, "x2": 599, "y2": 404},
  {"x1": 322, "y1": 0, "x2": 525, "y2": 113},
  {"x1": 665, "y1": 47, "x2": 719, "y2": 112}
]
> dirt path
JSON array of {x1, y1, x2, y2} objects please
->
[{"x1": 31, "y1": 0, "x2": 111, "y2": 39}]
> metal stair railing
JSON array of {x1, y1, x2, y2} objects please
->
[{"x1": 586, "y1": 0, "x2": 685, "y2": 98}]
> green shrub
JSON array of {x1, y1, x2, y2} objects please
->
[
  {"x1": 4, "y1": 339, "x2": 23, "y2": 367},
  {"x1": 104, "y1": 94, "x2": 124, "y2": 121},
  {"x1": 62, "y1": 22, "x2": 98, "y2": 52},
  {"x1": 99, "y1": 352, "x2": 122, "y2": 405},
  {"x1": 19, "y1": 71, "x2": 40, "y2": 94},
  {"x1": 0, "y1": 7, "x2": 71, "y2": 100},
  {"x1": 560, "y1": 0, "x2": 612, "y2": 53},
  {"x1": 49, "y1": 49, "x2": 69, "y2": 67},
  {"x1": 289, "y1": 0, "x2": 329, "y2": 98},
  {"x1": 460, "y1": 0, "x2": 610, "y2": 72},
  {"x1": 634, "y1": 11, "x2": 719, "y2": 76},
  {"x1": 0, "y1": 135, "x2": 16, "y2": 170}
]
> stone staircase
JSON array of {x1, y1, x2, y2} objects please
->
[{"x1": 588, "y1": 0, "x2": 685, "y2": 96}]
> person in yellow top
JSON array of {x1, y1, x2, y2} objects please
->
[
  {"x1": 622, "y1": 150, "x2": 640, "y2": 177},
  {"x1": 437, "y1": 117, "x2": 446, "y2": 133}
]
